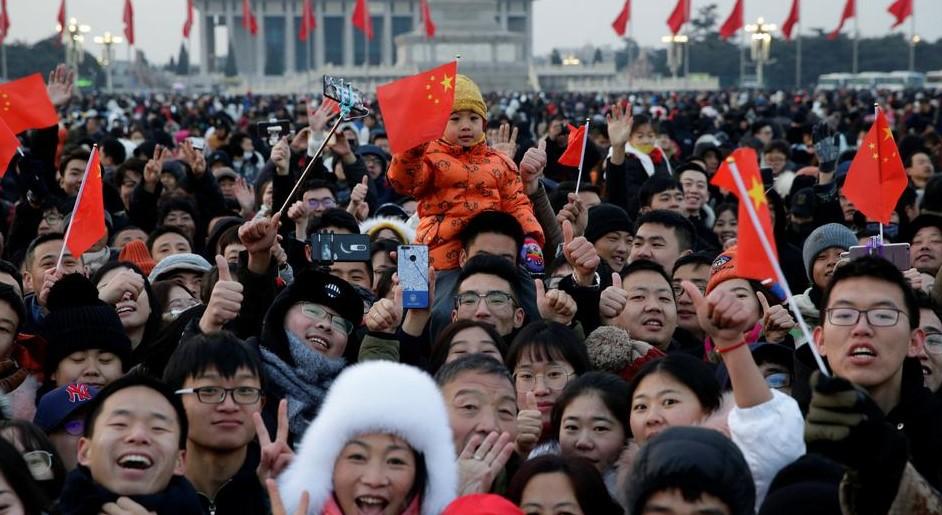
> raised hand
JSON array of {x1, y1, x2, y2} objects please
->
[
  {"x1": 515, "y1": 392, "x2": 542, "y2": 456},
  {"x1": 536, "y1": 275, "x2": 576, "y2": 326},
  {"x1": 519, "y1": 139, "x2": 546, "y2": 195},
  {"x1": 290, "y1": 127, "x2": 312, "y2": 154},
  {"x1": 561, "y1": 220, "x2": 599, "y2": 287},
  {"x1": 198, "y1": 256, "x2": 244, "y2": 334},
  {"x1": 346, "y1": 176, "x2": 369, "y2": 221},
  {"x1": 606, "y1": 102, "x2": 633, "y2": 148},
  {"x1": 366, "y1": 283, "x2": 403, "y2": 334},
  {"x1": 599, "y1": 272, "x2": 628, "y2": 323},
  {"x1": 757, "y1": 292, "x2": 795, "y2": 344},
  {"x1": 286, "y1": 200, "x2": 311, "y2": 239},
  {"x1": 270, "y1": 137, "x2": 290, "y2": 176},
  {"x1": 239, "y1": 212, "x2": 281, "y2": 255},
  {"x1": 143, "y1": 145, "x2": 170, "y2": 193},
  {"x1": 180, "y1": 139, "x2": 207, "y2": 177},
  {"x1": 267, "y1": 479, "x2": 309, "y2": 515},
  {"x1": 556, "y1": 193, "x2": 587, "y2": 238},
  {"x1": 233, "y1": 176, "x2": 256, "y2": 216},
  {"x1": 682, "y1": 280, "x2": 755, "y2": 348},
  {"x1": 457, "y1": 431, "x2": 515, "y2": 495},
  {"x1": 492, "y1": 123, "x2": 519, "y2": 160},
  {"x1": 97, "y1": 269, "x2": 145, "y2": 305},
  {"x1": 310, "y1": 98, "x2": 340, "y2": 133},
  {"x1": 46, "y1": 64, "x2": 75, "y2": 108},
  {"x1": 254, "y1": 399, "x2": 294, "y2": 483},
  {"x1": 37, "y1": 268, "x2": 64, "y2": 308}
]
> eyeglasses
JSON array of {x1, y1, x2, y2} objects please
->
[
  {"x1": 299, "y1": 303, "x2": 355, "y2": 334},
  {"x1": 175, "y1": 386, "x2": 263, "y2": 405},
  {"x1": 513, "y1": 367, "x2": 574, "y2": 392},
  {"x1": 825, "y1": 307, "x2": 907, "y2": 327},
  {"x1": 62, "y1": 419, "x2": 84, "y2": 436},
  {"x1": 672, "y1": 281, "x2": 706, "y2": 298},
  {"x1": 42, "y1": 214, "x2": 63, "y2": 225},
  {"x1": 306, "y1": 197, "x2": 336, "y2": 210},
  {"x1": 22, "y1": 450, "x2": 52, "y2": 470},
  {"x1": 764, "y1": 373, "x2": 791, "y2": 389},
  {"x1": 455, "y1": 291, "x2": 515, "y2": 310},
  {"x1": 924, "y1": 333, "x2": 942, "y2": 355}
]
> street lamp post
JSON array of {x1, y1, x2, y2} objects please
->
[
  {"x1": 661, "y1": 34, "x2": 688, "y2": 83},
  {"x1": 745, "y1": 17, "x2": 776, "y2": 89},
  {"x1": 94, "y1": 32, "x2": 123, "y2": 93},
  {"x1": 61, "y1": 18, "x2": 91, "y2": 84}
]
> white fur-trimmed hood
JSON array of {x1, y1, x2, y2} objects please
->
[
  {"x1": 278, "y1": 361, "x2": 457, "y2": 514},
  {"x1": 359, "y1": 216, "x2": 416, "y2": 244}
]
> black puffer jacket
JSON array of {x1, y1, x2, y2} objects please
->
[{"x1": 627, "y1": 426, "x2": 756, "y2": 515}]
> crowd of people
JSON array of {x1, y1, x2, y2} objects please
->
[{"x1": 0, "y1": 62, "x2": 941, "y2": 514}]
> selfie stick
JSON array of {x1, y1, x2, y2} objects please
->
[
  {"x1": 726, "y1": 157, "x2": 830, "y2": 376},
  {"x1": 574, "y1": 118, "x2": 590, "y2": 194},
  {"x1": 278, "y1": 83, "x2": 368, "y2": 218}
]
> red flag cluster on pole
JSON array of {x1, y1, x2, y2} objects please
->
[
  {"x1": 710, "y1": 148, "x2": 779, "y2": 283},
  {"x1": 718, "y1": 0, "x2": 744, "y2": 40},
  {"x1": 352, "y1": 0, "x2": 373, "y2": 40},
  {"x1": 558, "y1": 125, "x2": 588, "y2": 167},
  {"x1": 0, "y1": 0, "x2": 9, "y2": 44},
  {"x1": 183, "y1": 0, "x2": 194, "y2": 39},
  {"x1": 63, "y1": 146, "x2": 106, "y2": 258},
  {"x1": 611, "y1": 0, "x2": 630, "y2": 37},
  {"x1": 887, "y1": 0, "x2": 913, "y2": 29},
  {"x1": 782, "y1": 0, "x2": 800, "y2": 40},
  {"x1": 123, "y1": 0, "x2": 135, "y2": 46},
  {"x1": 376, "y1": 61, "x2": 457, "y2": 154},
  {"x1": 0, "y1": 74, "x2": 59, "y2": 134},
  {"x1": 666, "y1": 0, "x2": 689, "y2": 35},
  {"x1": 420, "y1": 0, "x2": 436, "y2": 38},
  {"x1": 242, "y1": 0, "x2": 258, "y2": 36},
  {"x1": 828, "y1": 0, "x2": 855, "y2": 40},
  {"x1": 299, "y1": 0, "x2": 317, "y2": 41},
  {"x1": 842, "y1": 107, "x2": 908, "y2": 224}
]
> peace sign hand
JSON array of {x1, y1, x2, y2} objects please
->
[{"x1": 254, "y1": 398, "x2": 294, "y2": 484}]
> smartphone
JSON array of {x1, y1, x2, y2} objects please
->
[
  {"x1": 323, "y1": 75, "x2": 369, "y2": 117},
  {"x1": 845, "y1": 242, "x2": 911, "y2": 271},
  {"x1": 309, "y1": 233, "x2": 371, "y2": 263},
  {"x1": 188, "y1": 137, "x2": 205, "y2": 151},
  {"x1": 256, "y1": 120, "x2": 292, "y2": 147},
  {"x1": 760, "y1": 167, "x2": 774, "y2": 188},
  {"x1": 398, "y1": 245, "x2": 429, "y2": 309}
]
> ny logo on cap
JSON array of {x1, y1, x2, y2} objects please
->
[
  {"x1": 325, "y1": 283, "x2": 341, "y2": 299},
  {"x1": 66, "y1": 384, "x2": 93, "y2": 403}
]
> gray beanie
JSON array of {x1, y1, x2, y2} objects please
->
[{"x1": 802, "y1": 223, "x2": 857, "y2": 280}]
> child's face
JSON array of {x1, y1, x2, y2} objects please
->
[
  {"x1": 444, "y1": 110, "x2": 484, "y2": 148},
  {"x1": 629, "y1": 123, "x2": 657, "y2": 151}
]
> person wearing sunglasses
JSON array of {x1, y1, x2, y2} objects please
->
[{"x1": 33, "y1": 383, "x2": 100, "y2": 471}]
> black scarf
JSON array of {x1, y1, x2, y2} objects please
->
[{"x1": 58, "y1": 466, "x2": 203, "y2": 515}]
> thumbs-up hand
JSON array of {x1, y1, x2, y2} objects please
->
[
  {"x1": 365, "y1": 281, "x2": 403, "y2": 334},
  {"x1": 347, "y1": 176, "x2": 369, "y2": 221},
  {"x1": 600, "y1": 272, "x2": 628, "y2": 322},
  {"x1": 515, "y1": 391, "x2": 543, "y2": 457},
  {"x1": 556, "y1": 193, "x2": 587, "y2": 238},
  {"x1": 562, "y1": 220, "x2": 600, "y2": 287},
  {"x1": 758, "y1": 292, "x2": 795, "y2": 344},
  {"x1": 239, "y1": 212, "x2": 281, "y2": 255},
  {"x1": 519, "y1": 140, "x2": 547, "y2": 195},
  {"x1": 199, "y1": 256, "x2": 244, "y2": 335},
  {"x1": 681, "y1": 280, "x2": 753, "y2": 348},
  {"x1": 536, "y1": 278, "x2": 577, "y2": 326}
]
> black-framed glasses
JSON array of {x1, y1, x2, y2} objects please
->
[
  {"x1": 825, "y1": 307, "x2": 907, "y2": 327},
  {"x1": 455, "y1": 291, "x2": 515, "y2": 310},
  {"x1": 299, "y1": 303, "x2": 355, "y2": 334},
  {"x1": 924, "y1": 333, "x2": 942, "y2": 355},
  {"x1": 513, "y1": 367, "x2": 574, "y2": 392},
  {"x1": 42, "y1": 213, "x2": 64, "y2": 225},
  {"x1": 175, "y1": 386, "x2": 263, "y2": 405}
]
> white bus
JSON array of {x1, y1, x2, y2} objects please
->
[
  {"x1": 875, "y1": 71, "x2": 925, "y2": 91},
  {"x1": 817, "y1": 73, "x2": 853, "y2": 90},
  {"x1": 927, "y1": 70, "x2": 942, "y2": 91}
]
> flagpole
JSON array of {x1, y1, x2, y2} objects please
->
[
  {"x1": 908, "y1": 6, "x2": 915, "y2": 72},
  {"x1": 874, "y1": 102, "x2": 886, "y2": 244},
  {"x1": 795, "y1": 15, "x2": 802, "y2": 88},
  {"x1": 725, "y1": 156, "x2": 830, "y2": 376},
  {"x1": 56, "y1": 145, "x2": 98, "y2": 271},
  {"x1": 574, "y1": 118, "x2": 590, "y2": 194},
  {"x1": 852, "y1": 13, "x2": 858, "y2": 74}
]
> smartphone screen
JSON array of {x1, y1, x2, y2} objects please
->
[
  {"x1": 398, "y1": 245, "x2": 429, "y2": 309},
  {"x1": 847, "y1": 242, "x2": 911, "y2": 271}
]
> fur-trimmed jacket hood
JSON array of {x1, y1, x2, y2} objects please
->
[
  {"x1": 359, "y1": 216, "x2": 416, "y2": 245},
  {"x1": 278, "y1": 361, "x2": 457, "y2": 514}
]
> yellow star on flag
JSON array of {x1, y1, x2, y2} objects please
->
[
  {"x1": 440, "y1": 74, "x2": 453, "y2": 92},
  {"x1": 747, "y1": 178, "x2": 766, "y2": 209},
  {"x1": 883, "y1": 128, "x2": 894, "y2": 141}
]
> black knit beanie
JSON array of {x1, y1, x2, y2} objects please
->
[
  {"x1": 41, "y1": 274, "x2": 132, "y2": 376},
  {"x1": 584, "y1": 203, "x2": 633, "y2": 244}
]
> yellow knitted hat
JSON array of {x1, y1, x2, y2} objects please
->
[{"x1": 452, "y1": 74, "x2": 487, "y2": 120}]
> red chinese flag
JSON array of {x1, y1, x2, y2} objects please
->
[
  {"x1": 352, "y1": 0, "x2": 373, "y2": 40},
  {"x1": 0, "y1": 0, "x2": 10, "y2": 44},
  {"x1": 299, "y1": 0, "x2": 316, "y2": 41},
  {"x1": 612, "y1": 0, "x2": 630, "y2": 37},
  {"x1": 376, "y1": 61, "x2": 457, "y2": 154},
  {"x1": 57, "y1": 0, "x2": 66, "y2": 35},
  {"x1": 782, "y1": 0, "x2": 799, "y2": 40},
  {"x1": 123, "y1": 0, "x2": 135, "y2": 46},
  {"x1": 887, "y1": 0, "x2": 912, "y2": 29},
  {"x1": 64, "y1": 147, "x2": 106, "y2": 257},
  {"x1": 667, "y1": 0, "x2": 689, "y2": 35},
  {"x1": 0, "y1": 74, "x2": 59, "y2": 134},
  {"x1": 558, "y1": 124, "x2": 587, "y2": 167},
  {"x1": 242, "y1": 0, "x2": 258, "y2": 36},
  {"x1": 828, "y1": 0, "x2": 855, "y2": 40},
  {"x1": 420, "y1": 0, "x2": 436, "y2": 38},
  {"x1": 711, "y1": 148, "x2": 778, "y2": 282},
  {"x1": 183, "y1": 0, "x2": 194, "y2": 39},
  {"x1": 719, "y1": 0, "x2": 744, "y2": 40},
  {"x1": 842, "y1": 109, "x2": 908, "y2": 224},
  {"x1": 0, "y1": 118, "x2": 19, "y2": 178}
]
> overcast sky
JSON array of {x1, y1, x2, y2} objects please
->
[{"x1": 5, "y1": 0, "x2": 940, "y2": 65}]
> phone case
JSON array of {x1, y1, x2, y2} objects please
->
[{"x1": 398, "y1": 245, "x2": 429, "y2": 309}]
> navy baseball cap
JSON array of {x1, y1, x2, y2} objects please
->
[{"x1": 34, "y1": 383, "x2": 100, "y2": 433}]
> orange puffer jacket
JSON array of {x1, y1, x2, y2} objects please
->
[{"x1": 388, "y1": 138, "x2": 544, "y2": 270}]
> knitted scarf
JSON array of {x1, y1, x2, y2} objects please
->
[
  {"x1": 58, "y1": 466, "x2": 202, "y2": 515},
  {"x1": 259, "y1": 332, "x2": 346, "y2": 436}
]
